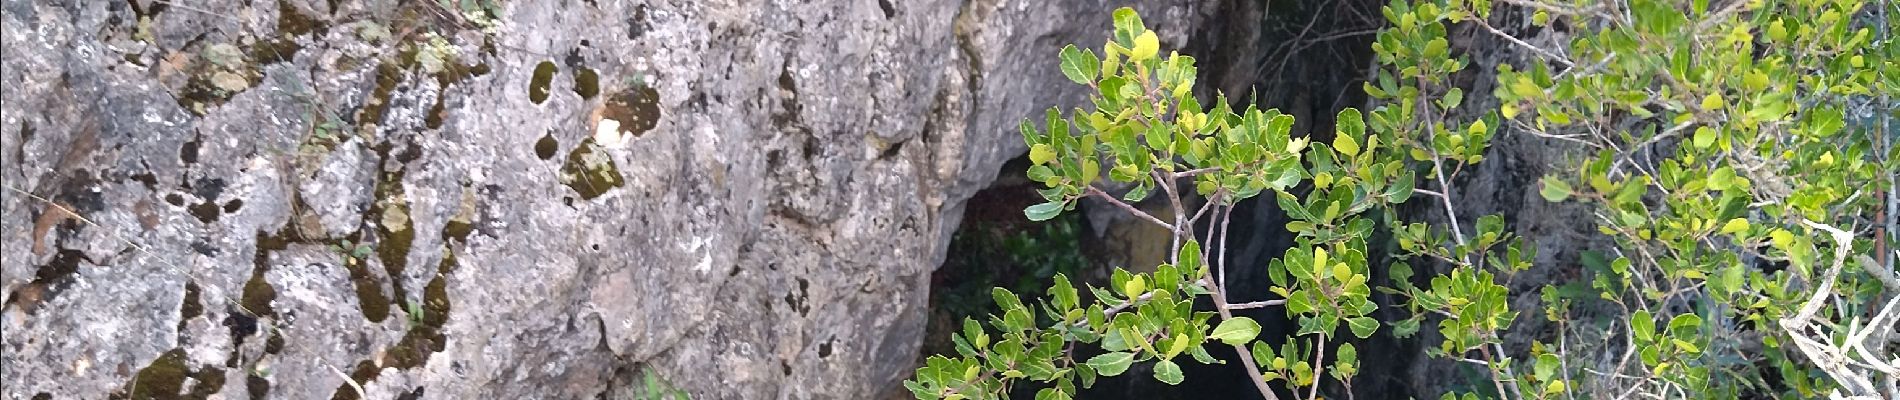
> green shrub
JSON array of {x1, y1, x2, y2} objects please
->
[{"x1": 907, "y1": 2, "x2": 1895, "y2": 399}]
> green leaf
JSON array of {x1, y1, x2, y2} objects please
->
[
  {"x1": 1535, "y1": 354, "x2": 1560, "y2": 381},
  {"x1": 1442, "y1": 88, "x2": 1464, "y2": 109},
  {"x1": 1027, "y1": 165, "x2": 1055, "y2": 182},
  {"x1": 1347, "y1": 316, "x2": 1379, "y2": 339},
  {"x1": 1178, "y1": 240, "x2": 1202, "y2": 272},
  {"x1": 1164, "y1": 333, "x2": 1191, "y2": 359},
  {"x1": 1335, "y1": 342, "x2": 1358, "y2": 368},
  {"x1": 1385, "y1": 169, "x2": 1415, "y2": 203},
  {"x1": 1025, "y1": 201, "x2": 1064, "y2": 221},
  {"x1": 1153, "y1": 359, "x2": 1184, "y2": 385},
  {"x1": 1672, "y1": 339, "x2": 1701, "y2": 354},
  {"x1": 1112, "y1": 8, "x2": 1144, "y2": 45},
  {"x1": 1720, "y1": 264, "x2": 1745, "y2": 292},
  {"x1": 1058, "y1": 45, "x2": 1101, "y2": 84},
  {"x1": 1668, "y1": 313, "x2": 1701, "y2": 335},
  {"x1": 1209, "y1": 317, "x2": 1263, "y2": 346},
  {"x1": 1086, "y1": 352, "x2": 1137, "y2": 377},
  {"x1": 1035, "y1": 388, "x2": 1073, "y2": 400},
  {"x1": 1692, "y1": 126, "x2": 1716, "y2": 149},
  {"x1": 1707, "y1": 166, "x2": 1736, "y2": 191},
  {"x1": 1631, "y1": 310, "x2": 1654, "y2": 342},
  {"x1": 1719, "y1": 218, "x2": 1749, "y2": 235},
  {"x1": 1030, "y1": 144, "x2": 1057, "y2": 165},
  {"x1": 1051, "y1": 273, "x2": 1079, "y2": 310},
  {"x1": 1539, "y1": 175, "x2": 1572, "y2": 202}
]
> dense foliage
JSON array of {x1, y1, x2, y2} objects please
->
[{"x1": 907, "y1": 1, "x2": 1896, "y2": 399}]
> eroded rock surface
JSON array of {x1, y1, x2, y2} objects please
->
[{"x1": 0, "y1": 0, "x2": 1210, "y2": 398}]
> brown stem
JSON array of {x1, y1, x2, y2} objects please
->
[{"x1": 1087, "y1": 186, "x2": 1174, "y2": 231}]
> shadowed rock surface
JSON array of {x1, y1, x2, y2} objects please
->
[{"x1": 0, "y1": 0, "x2": 1212, "y2": 398}]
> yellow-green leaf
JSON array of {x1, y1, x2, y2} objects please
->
[
  {"x1": 1545, "y1": 380, "x2": 1567, "y2": 394},
  {"x1": 1539, "y1": 175, "x2": 1572, "y2": 202},
  {"x1": 1334, "y1": 132, "x2": 1360, "y2": 157},
  {"x1": 1130, "y1": 31, "x2": 1160, "y2": 61},
  {"x1": 1165, "y1": 333, "x2": 1191, "y2": 359},
  {"x1": 1700, "y1": 93, "x2": 1725, "y2": 111},
  {"x1": 1123, "y1": 275, "x2": 1148, "y2": 298},
  {"x1": 1030, "y1": 144, "x2": 1056, "y2": 165},
  {"x1": 1692, "y1": 126, "x2": 1716, "y2": 149}
]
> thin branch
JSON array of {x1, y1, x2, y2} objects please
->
[
  {"x1": 1787, "y1": 219, "x2": 1855, "y2": 325},
  {"x1": 1478, "y1": 345, "x2": 1517, "y2": 400},
  {"x1": 1153, "y1": 170, "x2": 1189, "y2": 265},
  {"x1": 1218, "y1": 202, "x2": 1235, "y2": 297},
  {"x1": 1226, "y1": 300, "x2": 1287, "y2": 310},
  {"x1": 1175, "y1": 167, "x2": 1222, "y2": 178},
  {"x1": 1496, "y1": 0, "x2": 1602, "y2": 17},
  {"x1": 1209, "y1": 279, "x2": 1283, "y2": 400},
  {"x1": 1474, "y1": 17, "x2": 1575, "y2": 68},
  {"x1": 1853, "y1": 254, "x2": 1900, "y2": 293},
  {"x1": 1087, "y1": 187, "x2": 1174, "y2": 231},
  {"x1": 1429, "y1": 156, "x2": 1468, "y2": 248},
  {"x1": 1309, "y1": 332, "x2": 1328, "y2": 400}
]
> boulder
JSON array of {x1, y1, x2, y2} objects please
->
[{"x1": 0, "y1": 0, "x2": 1210, "y2": 398}]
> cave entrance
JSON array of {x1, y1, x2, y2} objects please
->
[{"x1": 922, "y1": 155, "x2": 1099, "y2": 361}]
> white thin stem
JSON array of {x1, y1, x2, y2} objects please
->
[{"x1": 1226, "y1": 300, "x2": 1287, "y2": 310}]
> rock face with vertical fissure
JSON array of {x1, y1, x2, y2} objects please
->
[{"x1": 0, "y1": 0, "x2": 1211, "y2": 398}]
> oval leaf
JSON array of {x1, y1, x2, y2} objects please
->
[
  {"x1": 1025, "y1": 201, "x2": 1063, "y2": 221},
  {"x1": 1153, "y1": 359, "x2": 1184, "y2": 385},
  {"x1": 1209, "y1": 317, "x2": 1262, "y2": 346},
  {"x1": 1086, "y1": 352, "x2": 1137, "y2": 377}
]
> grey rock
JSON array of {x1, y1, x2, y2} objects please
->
[{"x1": 0, "y1": 0, "x2": 1211, "y2": 399}]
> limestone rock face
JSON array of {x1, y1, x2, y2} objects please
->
[{"x1": 0, "y1": 0, "x2": 1209, "y2": 398}]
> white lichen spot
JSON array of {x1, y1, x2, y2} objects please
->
[
  {"x1": 72, "y1": 356, "x2": 91, "y2": 377},
  {"x1": 594, "y1": 118, "x2": 625, "y2": 148},
  {"x1": 677, "y1": 235, "x2": 715, "y2": 273}
]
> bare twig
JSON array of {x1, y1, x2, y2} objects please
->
[
  {"x1": 1208, "y1": 279, "x2": 1283, "y2": 400},
  {"x1": 1788, "y1": 219, "x2": 1855, "y2": 324},
  {"x1": 1474, "y1": 17, "x2": 1575, "y2": 68},
  {"x1": 1226, "y1": 300, "x2": 1287, "y2": 310},
  {"x1": 1087, "y1": 187, "x2": 1174, "y2": 231},
  {"x1": 1175, "y1": 167, "x2": 1223, "y2": 178}
]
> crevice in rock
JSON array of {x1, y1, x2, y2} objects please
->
[{"x1": 2, "y1": 249, "x2": 91, "y2": 315}]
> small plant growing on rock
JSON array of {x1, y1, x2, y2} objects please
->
[
  {"x1": 906, "y1": 7, "x2": 1492, "y2": 399},
  {"x1": 908, "y1": 1, "x2": 1896, "y2": 399}
]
